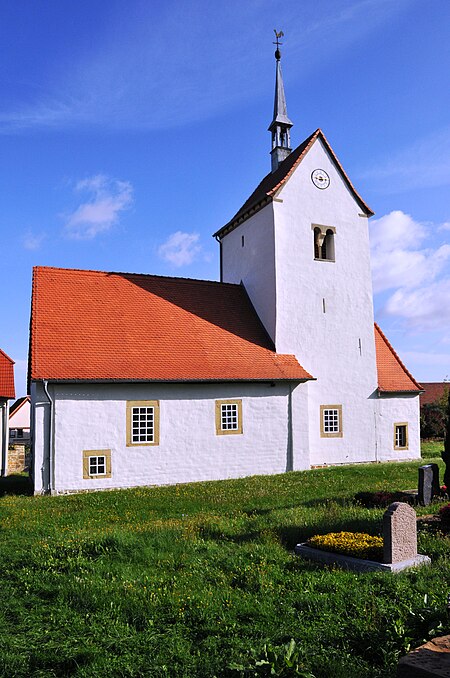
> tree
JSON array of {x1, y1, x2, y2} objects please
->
[
  {"x1": 421, "y1": 403, "x2": 446, "y2": 439},
  {"x1": 442, "y1": 390, "x2": 450, "y2": 490}
]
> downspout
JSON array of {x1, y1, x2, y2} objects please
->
[
  {"x1": 286, "y1": 382, "x2": 294, "y2": 472},
  {"x1": 1, "y1": 401, "x2": 8, "y2": 476},
  {"x1": 374, "y1": 389, "x2": 379, "y2": 463},
  {"x1": 42, "y1": 380, "x2": 54, "y2": 493}
]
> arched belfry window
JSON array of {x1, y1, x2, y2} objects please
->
[{"x1": 312, "y1": 224, "x2": 336, "y2": 261}]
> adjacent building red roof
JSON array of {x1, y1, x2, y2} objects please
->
[
  {"x1": 0, "y1": 349, "x2": 15, "y2": 399},
  {"x1": 29, "y1": 266, "x2": 312, "y2": 383},
  {"x1": 374, "y1": 324, "x2": 422, "y2": 393},
  {"x1": 214, "y1": 128, "x2": 374, "y2": 239},
  {"x1": 419, "y1": 383, "x2": 449, "y2": 406}
]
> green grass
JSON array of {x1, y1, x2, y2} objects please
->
[
  {"x1": 421, "y1": 439, "x2": 444, "y2": 460},
  {"x1": 1, "y1": 456, "x2": 449, "y2": 677}
]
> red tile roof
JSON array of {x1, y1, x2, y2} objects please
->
[
  {"x1": 0, "y1": 349, "x2": 15, "y2": 399},
  {"x1": 419, "y1": 383, "x2": 449, "y2": 406},
  {"x1": 29, "y1": 267, "x2": 313, "y2": 383},
  {"x1": 374, "y1": 324, "x2": 422, "y2": 393},
  {"x1": 214, "y1": 128, "x2": 374, "y2": 239}
]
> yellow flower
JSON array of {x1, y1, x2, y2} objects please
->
[{"x1": 307, "y1": 532, "x2": 383, "y2": 561}]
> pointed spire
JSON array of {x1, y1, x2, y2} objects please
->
[{"x1": 268, "y1": 31, "x2": 293, "y2": 173}]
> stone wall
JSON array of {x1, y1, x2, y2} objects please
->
[{"x1": 8, "y1": 445, "x2": 30, "y2": 474}]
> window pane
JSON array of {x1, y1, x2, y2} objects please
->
[
  {"x1": 132, "y1": 406, "x2": 154, "y2": 442},
  {"x1": 221, "y1": 403, "x2": 238, "y2": 430},
  {"x1": 323, "y1": 408, "x2": 340, "y2": 433}
]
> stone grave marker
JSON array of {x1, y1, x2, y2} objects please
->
[
  {"x1": 418, "y1": 465, "x2": 434, "y2": 506},
  {"x1": 418, "y1": 464, "x2": 440, "y2": 506},
  {"x1": 295, "y1": 501, "x2": 430, "y2": 572},
  {"x1": 430, "y1": 462, "x2": 441, "y2": 497},
  {"x1": 383, "y1": 501, "x2": 418, "y2": 564}
]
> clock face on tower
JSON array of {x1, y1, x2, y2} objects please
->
[{"x1": 311, "y1": 169, "x2": 330, "y2": 189}]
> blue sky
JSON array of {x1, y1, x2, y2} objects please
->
[{"x1": 1, "y1": 0, "x2": 449, "y2": 396}]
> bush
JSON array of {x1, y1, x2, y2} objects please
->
[
  {"x1": 307, "y1": 531, "x2": 383, "y2": 561},
  {"x1": 438, "y1": 503, "x2": 450, "y2": 525},
  {"x1": 354, "y1": 491, "x2": 414, "y2": 508}
]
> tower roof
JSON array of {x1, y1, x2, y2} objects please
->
[
  {"x1": 214, "y1": 128, "x2": 374, "y2": 239},
  {"x1": 268, "y1": 56, "x2": 293, "y2": 131}
]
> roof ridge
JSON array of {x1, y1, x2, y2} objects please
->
[
  {"x1": 33, "y1": 266, "x2": 239, "y2": 289},
  {"x1": 267, "y1": 128, "x2": 321, "y2": 198},
  {"x1": 214, "y1": 127, "x2": 373, "y2": 239},
  {"x1": 374, "y1": 323, "x2": 422, "y2": 391},
  {"x1": 0, "y1": 348, "x2": 14, "y2": 364}
]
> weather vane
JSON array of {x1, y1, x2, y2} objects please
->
[{"x1": 273, "y1": 29, "x2": 284, "y2": 49}]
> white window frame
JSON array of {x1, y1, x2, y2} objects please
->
[
  {"x1": 126, "y1": 400, "x2": 160, "y2": 447},
  {"x1": 215, "y1": 399, "x2": 243, "y2": 435},
  {"x1": 83, "y1": 449, "x2": 112, "y2": 479},
  {"x1": 394, "y1": 423, "x2": 409, "y2": 450},
  {"x1": 320, "y1": 405, "x2": 343, "y2": 438}
]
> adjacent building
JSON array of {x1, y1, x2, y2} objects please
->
[{"x1": 0, "y1": 349, "x2": 15, "y2": 476}]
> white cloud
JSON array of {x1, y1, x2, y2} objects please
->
[
  {"x1": 23, "y1": 231, "x2": 45, "y2": 250},
  {"x1": 63, "y1": 174, "x2": 133, "y2": 239},
  {"x1": 158, "y1": 231, "x2": 203, "y2": 267},
  {"x1": 370, "y1": 210, "x2": 450, "y2": 331},
  {"x1": 384, "y1": 280, "x2": 450, "y2": 330}
]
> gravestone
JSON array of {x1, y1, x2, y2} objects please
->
[
  {"x1": 383, "y1": 502, "x2": 417, "y2": 564},
  {"x1": 430, "y1": 463, "x2": 441, "y2": 496},
  {"x1": 418, "y1": 464, "x2": 440, "y2": 506}
]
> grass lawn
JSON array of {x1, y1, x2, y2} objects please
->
[
  {"x1": 1, "y1": 453, "x2": 449, "y2": 677},
  {"x1": 421, "y1": 439, "x2": 444, "y2": 460}
]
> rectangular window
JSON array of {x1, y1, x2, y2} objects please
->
[
  {"x1": 89, "y1": 456, "x2": 106, "y2": 475},
  {"x1": 215, "y1": 399, "x2": 243, "y2": 435},
  {"x1": 394, "y1": 423, "x2": 408, "y2": 450},
  {"x1": 320, "y1": 405, "x2": 343, "y2": 438},
  {"x1": 83, "y1": 449, "x2": 112, "y2": 479},
  {"x1": 126, "y1": 400, "x2": 160, "y2": 446}
]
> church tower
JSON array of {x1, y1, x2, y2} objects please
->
[{"x1": 214, "y1": 34, "x2": 387, "y2": 467}]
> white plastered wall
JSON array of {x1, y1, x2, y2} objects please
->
[
  {"x1": 221, "y1": 204, "x2": 277, "y2": 343},
  {"x1": 374, "y1": 394, "x2": 421, "y2": 462},
  {"x1": 32, "y1": 380, "x2": 310, "y2": 494}
]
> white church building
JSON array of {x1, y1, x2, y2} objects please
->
[{"x1": 29, "y1": 45, "x2": 422, "y2": 494}]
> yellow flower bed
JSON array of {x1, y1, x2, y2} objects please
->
[{"x1": 307, "y1": 532, "x2": 383, "y2": 561}]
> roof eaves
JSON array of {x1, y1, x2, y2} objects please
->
[
  {"x1": 213, "y1": 196, "x2": 272, "y2": 239},
  {"x1": 30, "y1": 376, "x2": 313, "y2": 384},
  {"x1": 377, "y1": 388, "x2": 424, "y2": 395}
]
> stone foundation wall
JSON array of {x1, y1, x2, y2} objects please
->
[{"x1": 8, "y1": 445, "x2": 30, "y2": 474}]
